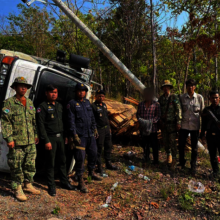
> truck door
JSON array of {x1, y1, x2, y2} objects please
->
[{"x1": 34, "y1": 69, "x2": 78, "y2": 172}]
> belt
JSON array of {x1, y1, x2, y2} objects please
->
[
  {"x1": 48, "y1": 133, "x2": 62, "y2": 137},
  {"x1": 98, "y1": 125, "x2": 108, "y2": 130}
]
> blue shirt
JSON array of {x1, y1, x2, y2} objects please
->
[{"x1": 67, "y1": 98, "x2": 97, "y2": 137}]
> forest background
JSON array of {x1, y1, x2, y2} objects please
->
[{"x1": 0, "y1": 0, "x2": 220, "y2": 104}]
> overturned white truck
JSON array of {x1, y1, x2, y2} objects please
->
[{"x1": 0, "y1": 49, "x2": 99, "y2": 172}]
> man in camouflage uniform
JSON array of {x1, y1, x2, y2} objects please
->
[
  {"x1": 1, "y1": 77, "x2": 40, "y2": 201},
  {"x1": 158, "y1": 80, "x2": 182, "y2": 168}
]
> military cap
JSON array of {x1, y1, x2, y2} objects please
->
[
  {"x1": 10, "y1": 77, "x2": 32, "y2": 89},
  {"x1": 96, "y1": 89, "x2": 105, "y2": 95},
  {"x1": 161, "y1": 80, "x2": 173, "y2": 90},
  {"x1": 75, "y1": 82, "x2": 88, "y2": 92}
]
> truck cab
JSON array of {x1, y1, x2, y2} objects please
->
[{"x1": 0, "y1": 49, "x2": 96, "y2": 172}]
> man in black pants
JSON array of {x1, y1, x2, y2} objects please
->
[
  {"x1": 37, "y1": 85, "x2": 74, "y2": 196},
  {"x1": 136, "y1": 88, "x2": 161, "y2": 164},
  {"x1": 92, "y1": 90, "x2": 118, "y2": 175},
  {"x1": 178, "y1": 79, "x2": 204, "y2": 175},
  {"x1": 201, "y1": 90, "x2": 220, "y2": 180}
]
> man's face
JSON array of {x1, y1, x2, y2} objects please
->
[
  {"x1": 162, "y1": 85, "x2": 171, "y2": 94},
  {"x1": 76, "y1": 90, "x2": 86, "y2": 99},
  {"x1": 15, "y1": 84, "x2": 28, "y2": 96},
  {"x1": 46, "y1": 89, "x2": 58, "y2": 101},
  {"x1": 96, "y1": 94, "x2": 105, "y2": 103},
  {"x1": 143, "y1": 90, "x2": 153, "y2": 101},
  {"x1": 186, "y1": 84, "x2": 196, "y2": 94},
  {"x1": 210, "y1": 94, "x2": 219, "y2": 106}
]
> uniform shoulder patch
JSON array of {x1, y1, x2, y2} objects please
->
[
  {"x1": 30, "y1": 106, "x2": 33, "y2": 110},
  {"x1": 3, "y1": 108, "x2": 10, "y2": 114},
  {"x1": 37, "y1": 107, "x2": 41, "y2": 113}
]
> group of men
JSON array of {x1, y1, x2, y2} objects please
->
[
  {"x1": 137, "y1": 79, "x2": 220, "y2": 179},
  {"x1": 1, "y1": 76, "x2": 220, "y2": 202},
  {"x1": 1, "y1": 77, "x2": 117, "y2": 201}
]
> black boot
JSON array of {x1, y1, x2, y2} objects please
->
[
  {"x1": 61, "y1": 182, "x2": 76, "y2": 190},
  {"x1": 48, "y1": 186, "x2": 56, "y2": 196},
  {"x1": 106, "y1": 161, "x2": 119, "y2": 170},
  {"x1": 88, "y1": 170, "x2": 103, "y2": 181},
  {"x1": 78, "y1": 176, "x2": 88, "y2": 193}
]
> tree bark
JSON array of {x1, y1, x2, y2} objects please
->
[
  {"x1": 215, "y1": 18, "x2": 218, "y2": 88},
  {"x1": 150, "y1": 0, "x2": 157, "y2": 93},
  {"x1": 183, "y1": 55, "x2": 190, "y2": 93}
]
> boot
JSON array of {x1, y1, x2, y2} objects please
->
[
  {"x1": 88, "y1": 170, "x2": 103, "y2": 181},
  {"x1": 14, "y1": 185, "x2": 27, "y2": 202},
  {"x1": 48, "y1": 186, "x2": 56, "y2": 197},
  {"x1": 106, "y1": 161, "x2": 119, "y2": 170},
  {"x1": 23, "y1": 182, "x2": 41, "y2": 195},
  {"x1": 78, "y1": 176, "x2": 88, "y2": 193},
  {"x1": 167, "y1": 154, "x2": 172, "y2": 166}
]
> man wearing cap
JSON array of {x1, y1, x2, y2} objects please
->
[
  {"x1": 67, "y1": 83, "x2": 102, "y2": 193},
  {"x1": 1, "y1": 77, "x2": 40, "y2": 202},
  {"x1": 37, "y1": 84, "x2": 75, "y2": 197},
  {"x1": 178, "y1": 79, "x2": 204, "y2": 175},
  {"x1": 91, "y1": 90, "x2": 118, "y2": 175},
  {"x1": 158, "y1": 80, "x2": 182, "y2": 169}
]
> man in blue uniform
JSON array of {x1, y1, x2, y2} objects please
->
[{"x1": 67, "y1": 83, "x2": 102, "y2": 193}]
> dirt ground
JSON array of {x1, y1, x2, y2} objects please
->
[{"x1": 0, "y1": 141, "x2": 220, "y2": 220}]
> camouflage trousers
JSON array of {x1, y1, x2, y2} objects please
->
[
  {"x1": 161, "y1": 124, "x2": 177, "y2": 158},
  {"x1": 7, "y1": 144, "x2": 36, "y2": 189}
]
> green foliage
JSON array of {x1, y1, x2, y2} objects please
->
[
  {"x1": 52, "y1": 206, "x2": 60, "y2": 215},
  {"x1": 178, "y1": 191, "x2": 194, "y2": 210},
  {"x1": 87, "y1": 176, "x2": 92, "y2": 184},
  {"x1": 1, "y1": 1, "x2": 220, "y2": 99}
]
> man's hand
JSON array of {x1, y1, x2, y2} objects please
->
[
  {"x1": 65, "y1": 137, "x2": 68, "y2": 145},
  {"x1": 176, "y1": 124, "x2": 181, "y2": 131},
  {"x1": 68, "y1": 137, "x2": 75, "y2": 150},
  {"x1": 7, "y1": 141, "x2": 15, "y2": 149},
  {"x1": 35, "y1": 138, "x2": 39, "y2": 145},
  {"x1": 45, "y1": 142, "x2": 52, "y2": 150},
  {"x1": 94, "y1": 129, "x2": 99, "y2": 139},
  {"x1": 74, "y1": 134, "x2": 81, "y2": 145}
]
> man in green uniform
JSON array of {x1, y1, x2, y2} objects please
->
[
  {"x1": 201, "y1": 90, "x2": 220, "y2": 180},
  {"x1": 158, "y1": 80, "x2": 182, "y2": 168},
  {"x1": 37, "y1": 85, "x2": 74, "y2": 196},
  {"x1": 1, "y1": 77, "x2": 40, "y2": 202},
  {"x1": 91, "y1": 90, "x2": 118, "y2": 175}
]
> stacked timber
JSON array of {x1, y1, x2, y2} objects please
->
[{"x1": 104, "y1": 98, "x2": 139, "y2": 136}]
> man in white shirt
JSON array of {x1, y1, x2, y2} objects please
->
[{"x1": 178, "y1": 79, "x2": 204, "y2": 175}]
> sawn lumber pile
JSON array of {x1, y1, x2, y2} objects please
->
[{"x1": 104, "y1": 98, "x2": 139, "y2": 136}]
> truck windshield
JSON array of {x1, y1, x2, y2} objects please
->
[{"x1": 34, "y1": 70, "x2": 78, "y2": 108}]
